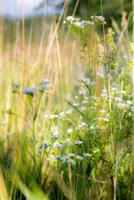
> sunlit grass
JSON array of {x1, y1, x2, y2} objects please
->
[{"x1": 0, "y1": 5, "x2": 133, "y2": 200}]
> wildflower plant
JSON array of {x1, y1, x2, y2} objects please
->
[
  {"x1": 64, "y1": 16, "x2": 106, "y2": 48},
  {"x1": 39, "y1": 15, "x2": 132, "y2": 200}
]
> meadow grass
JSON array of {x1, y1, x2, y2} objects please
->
[{"x1": 0, "y1": 4, "x2": 133, "y2": 200}]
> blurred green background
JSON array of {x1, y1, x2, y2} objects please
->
[{"x1": 67, "y1": 0, "x2": 132, "y2": 26}]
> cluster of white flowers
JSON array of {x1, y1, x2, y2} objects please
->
[{"x1": 64, "y1": 15, "x2": 106, "y2": 29}]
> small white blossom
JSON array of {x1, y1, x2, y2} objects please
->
[
  {"x1": 66, "y1": 109, "x2": 73, "y2": 114},
  {"x1": 75, "y1": 140, "x2": 83, "y2": 145},
  {"x1": 76, "y1": 155, "x2": 84, "y2": 160},
  {"x1": 73, "y1": 102, "x2": 80, "y2": 107},
  {"x1": 80, "y1": 106, "x2": 87, "y2": 111},
  {"x1": 50, "y1": 114, "x2": 58, "y2": 119},
  {"x1": 83, "y1": 153, "x2": 92, "y2": 158},
  {"x1": 98, "y1": 117, "x2": 109, "y2": 122},
  {"x1": 67, "y1": 16, "x2": 74, "y2": 22},
  {"x1": 68, "y1": 153, "x2": 75, "y2": 158},
  {"x1": 52, "y1": 131, "x2": 60, "y2": 139},
  {"x1": 59, "y1": 112, "x2": 66, "y2": 118},
  {"x1": 118, "y1": 103, "x2": 126, "y2": 109},
  {"x1": 67, "y1": 128, "x2": 73, "y2": 134},
  {"x1": 53, "y1": 142, "x2": 62, "y2": 148},
  {"x1": 90, "y1": 125, "x2": 98, "y2": 130}
]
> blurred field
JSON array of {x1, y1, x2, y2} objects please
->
[{"x1": 0, "y1": 3, "x2": 133, "y2": 200}]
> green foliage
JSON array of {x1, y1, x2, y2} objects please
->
[
  {"x1": 0, "y1": 11, "x2": 132, "y2": 200},
  {"x1": 67, "y1": 0, "x2": 132, "y2": 21}
]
